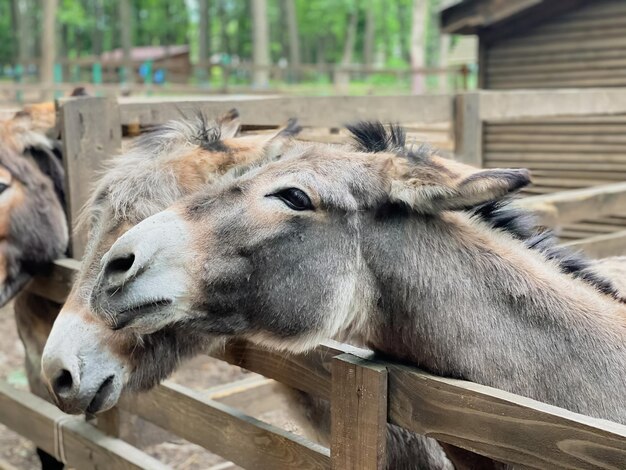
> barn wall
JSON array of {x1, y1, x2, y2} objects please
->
[
  {"x1": 483, "y1": 115, "x2": 626, "y2": 194},
  {"x1": 483, "y1": 0, "x2": 626, "y2": 89}
]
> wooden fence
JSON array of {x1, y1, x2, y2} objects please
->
[
  {"x1": 3, "y1": 93, "x2": 626, "y2": 469},
  {"x1": 1, "y1": 61, "x2": 472, "y2": 105}
]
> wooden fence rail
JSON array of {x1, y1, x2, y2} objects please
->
[{"x1": 3, "y1": 91, "x2": 626, "y2": 469}]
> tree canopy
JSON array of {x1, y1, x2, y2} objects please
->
[{"x1": 5, "y1": 0, "x2": 446, "y2": 69}]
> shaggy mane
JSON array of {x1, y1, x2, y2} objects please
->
[
  {"x1": 347, "y1": 121, "x2": 406, "y2": 153},
  {"x1": 79, "y1": 113, "x2": 233, "y2": 229},
  {"x1": 347, "y1": 121, "x2": 624, "y2": 301},
  {"x1": 78, "y1": 112, "x2": 301, "y2": 232},
  {"x1": 469, "y1": 200, "x2": 624, "y2": 301}
]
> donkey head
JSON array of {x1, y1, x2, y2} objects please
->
[
  {"x1": 87, "y1": 122, "x2": 529, "y2": 355},
  {"x1": 42, "y1": 110, "x2": 300, "y2": 414},
  {"x1": 0, "y1": 112, "x2": 68, "y2": 306}
]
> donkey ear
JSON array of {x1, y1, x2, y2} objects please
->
[
  {"x1": 217, "y1": 108, "x2": 241, "y2": 138},
  {"x1": 451, "y1": 168, "x2": 531, "y2": 207},
  {"x1": 263, "y1": 118, "x2": 301, "y2": 159},
  {"x1": 389, "y1": 157, "x2": 530, "y2": 212}
]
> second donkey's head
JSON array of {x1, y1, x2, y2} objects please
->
[{"x1": 42, "y1": 110, "x2": 299, "y2": 414}]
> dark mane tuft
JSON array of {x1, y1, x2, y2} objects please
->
[
  {"x1": 469, "y1": 199, "x2": 625, "y2": 302},
  {"x1": 347, "y1": 121, "x2": 406, "y2": 153},
  {"x1": 195, "y1": 112, "x2": 225, "y2": 151},
  {"x1": 469, "y1": 199, "x2": 536, "y2": 241},
  {"x1": 280, "y1": 118, "x2": 303, "y2": 137}
]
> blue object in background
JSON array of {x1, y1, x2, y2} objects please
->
[{"x1": 154, "y1": 68, "x2": 165, "y2": 84}]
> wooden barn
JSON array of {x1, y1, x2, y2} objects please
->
[
  {"x1": 99, "y1": 45, "x2": 191, "y2": 83},
  {"x1": 441, "y1": 0, "x2": 626, "y2": 89}
]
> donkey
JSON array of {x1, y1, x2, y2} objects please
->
[
  {"x1": 0, "y1": 109, "x2": 69, "y2": 469},
  {"x1": 70, "y1": 121, "x2": 626, "y2": 465},
  {"x1": 0, "y1": 110, "x2": 67, "y2": 306},
  {"x1": 40, "y1": 116, "x2": 456, "y2": 469},
  {"x1": 44, "y1": 123, "x2": 617, "y2": 468}
]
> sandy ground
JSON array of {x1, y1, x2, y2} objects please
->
[{"x1": 0, "y1": 302, "x2": 308, "y2": 470}]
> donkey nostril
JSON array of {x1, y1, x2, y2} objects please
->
[
  {"x1": 105, "y1": 253, "x2": 135, "y2": 275},
  {"x1": 53, "y1": 369, "x2": 74, "y2": 396}
]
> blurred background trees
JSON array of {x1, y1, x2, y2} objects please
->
[{"x1": 3, "y1": 0, "x2": 474, "y2": 96}]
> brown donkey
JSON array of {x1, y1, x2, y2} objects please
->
[
  {"x1": 41, "y1": 116, "x2": 455, "y2": 469},
  {"x1": 40, "y1": 110, "x2": 299, "y2": 411},
  {"x1": 73, "y1": 122, "x2": 626, "y2": 465},
  {"x1": 0, "y1": 109, "x2": 68, "y2": 470},
  {"x1": 0, "y1": 111, "x2": 67, "y2": 302}
]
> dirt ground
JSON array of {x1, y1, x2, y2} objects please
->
[{"x1": 0, "y1": 302, "x2": 308, "y2": 470}]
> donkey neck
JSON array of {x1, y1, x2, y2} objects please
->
[{"x1": 360, "y1": 208, "x2": 626, "y2": 423}]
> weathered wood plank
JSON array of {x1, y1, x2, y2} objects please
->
[
  {"x1": 490, "y1": 35, "x2": 626, "y2": 58},
  {"x1": 214, "y1": 339, "x2": 369, "y2": 399},
  {"x1": 118, "y1": 95, "x2": 453, "y2": 128},
  {"x1": 0, "y1": 381, "x2": 166, "y2": 470},
  {"x1": 529, "y1": 170, "x2": 626, "y2": 181},
  {"x1": 26, "y1": 258, "x2": 79, "y2": 304},
  {"x1": 60, "y1": 97, "x2": 122, "y2": 258},
  {"x1": 563, "y1": 230, "x2": 626, "y2": 258},
  {"x1": 489, "y1": 115, "x2": 626, "y2": 124},
  {"x1": 204, "y1": 376, "x2": 285, "y2": 416},
  {"x1": 486, "y1": 153, "x2": 626, "y2": 163},
  {"x1": 486, "y1": 161, "x2": 626, "y2": 172},
  {"x1": 485, "y1": 133, "x2": 626, "y2": 144},
  {"x1": 95, "y1": 407, "x2": 121, "y2": 437},
  {"x1": 387, "y1": 364, "x2": 626, "y2": 470},
  {"x1": 118, "y1": 381, "x2": 330, "y2": 470},
  {"x1": 487, "y1": 143, "x2": 626, "y2": 153},
  {"x1": 516, "y1": 183, "x2": 626, "y2": 225},
  {"x1": 489, "y1": 76, "x2": 626, "y2": 90},
  {"x1": 477, "y1": 89, "x2": 626, "y2": 121},
  {"x1": 485, "y1": 124, "x2": 626, "y2": 135},
  {"x1": 563, "y1": 222, "x2": 625, "y2": 234},
  {"x1": 529, "y1": 178, "x2": 607, "y2": 189},
  {"x1": 488, "y1": 57, "x2": 626, "y2": 77},
  {"x1": 453, "y1": 93, "x2": 482, "y2": 167},
  {"x1": 488, "y1": 48, "x2": 626, "y2": 68},
  {"x1": 440, "y1": 0, "x2": 543, "y2": 34},
  {"x1": 330, "y1": 354, "x2": 387, "y2": 470}
]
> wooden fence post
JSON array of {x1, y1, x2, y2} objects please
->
[
  {"x1": 59, "y1": 97, "x2": 122, "y2": 437},
  {"x1": 454, "y1": 92, "x2": 483, "y2": 168},
  {"x1": 331, "y1": 353, "x2": 388, "y2": 470},
  {"x1": 60, "y1": 97, "x2": 122, "y2": 258}
]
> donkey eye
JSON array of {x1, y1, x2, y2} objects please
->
[
  {"x1": 269, "y1": 188, "x2": 314, "y2": 211},
  {"x1": 0, "y1": 183, "x2": 9, "y2": 194}
]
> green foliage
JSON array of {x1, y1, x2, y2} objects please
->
[
  {"x1": 3, "y1": 0, "x2": 459, "y2": 92},
  {"x1": 0, "y1": 2, "x2": 14, "y2": 64}
]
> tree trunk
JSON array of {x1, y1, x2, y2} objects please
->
[
  {"x1": 217, "y1": 0, "x2": 230, "y2": 56},
  {"x1": 335, "y1": 7, "x2": 358, "y2": 92},
  {"x1": 438, "y1": 33, "x2": 451, "y2": 92},
  {"x1": 14, "y1": 0, "x2": 36, "y2": 66},
  {"x1": 251, "y1": 0, "x2": 270, "y2": 88},
  {"x1": 40, "y1": 0, "x2": 58, "y2": 100},
  {"x1": 92, "y1": 0, "x2": 104, "y2": 56},
  {"x1": 363, "y1": 0, "x2": 375, "y2": 67},
  {"x1": 197, "y1": 0, "x2": 211, "y2": 82},
  {"x1": 397, "y1": 2, "x2": 410, "y2": 62},
  {"x1": 282, "y1": 0, "x2": 300, "y2": 81},
  {"x1": 410, "y1": 0, "x2": 427, "y2": 94},
  {"x1": 10, "y1": 0, "x2": 20, "y2": 64},
  {"x1": 438, "y1": 0, "x2": 455, "y2": 92},
  {"x1": 119, "y1": 0, "x2": 134, "y2": 84}
]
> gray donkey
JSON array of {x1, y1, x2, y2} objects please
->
[
  {"x1": 44, "y1": 121, "x2": 626, "y2": 467},
  {"x1": 41, "y1": 116, "x2": 454, "y2": 469}
]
